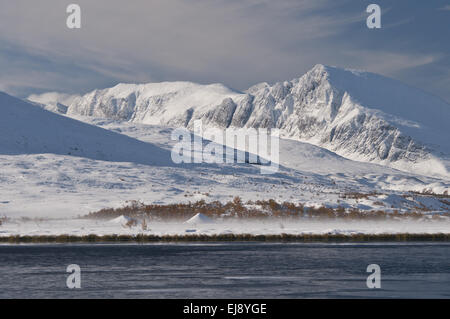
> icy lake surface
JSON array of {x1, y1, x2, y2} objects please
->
[{"x1": 0, "y1": 242, "x2": 449, "y2": 298}]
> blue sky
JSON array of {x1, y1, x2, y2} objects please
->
[{"x1": 1, "y1": 0, "x2": 449, "y2": 102}]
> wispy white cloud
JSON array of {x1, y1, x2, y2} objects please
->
[
  {"x1": 0, "y1": 0, "x2": 448, "y2": 103},
  {"x1": 341, "y1": 50, "x2": 441, "y2": 75},
  {"x1": 0, "y1": 0, "x2": 359, "y2": 94}
]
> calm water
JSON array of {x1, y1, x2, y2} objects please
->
[{"x1": 0, "y1": 242, "x2": 449, "y2": 298}]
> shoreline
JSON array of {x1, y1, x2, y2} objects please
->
[{"x1": 1, "y1": 233, "x2": 449, "y2": 243}]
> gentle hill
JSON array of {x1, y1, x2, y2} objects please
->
[{"x1": 0, "y1": 92, "x2": 171, "y2": 166}]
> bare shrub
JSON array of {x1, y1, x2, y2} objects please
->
[
  {"x1": 125, "y1": 219, "x2": 138, "y2": 228},
  {"x1": 141, "y1": 219, "x2": 148, "y2": 231},
  {"x1": 84, "y1": 198, "x2": 443, "y2": 221}
]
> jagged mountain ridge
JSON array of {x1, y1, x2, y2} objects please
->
[{"x1": 40, "y1": 64, "x2": 450, "y2": 177}]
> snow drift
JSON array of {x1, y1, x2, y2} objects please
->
[
  {"x1": 109, "y1": 215, "x2": 138, "y2": 226},
  {"x1": 185, "y1": 213, "x2": 214, "y2": 224}
]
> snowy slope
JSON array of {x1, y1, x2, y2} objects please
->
[
  {"x1": 0, "y1": 92, "x2": 171, "y2": 166},
  {"x1": 77, "y1": 116, "x2": 449, "y2": 194},
  {"x1": 64, "y1": 65, "x2": 450, "y2": 177},
  {"x1": 0, "y1": 112, "x2": 448, "y2": 218}
]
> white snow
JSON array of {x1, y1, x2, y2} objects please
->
[
  {"x1": 0, "y1": 217, "x2": 449, "y2": 237},
  {"x1": 0, "y1": 97, "x2": 448, "y2": 220},
  {"x1": 67, "y1": 81, "x2": 246, "y2": 125},
  {"x1": 109, "y1": 215, "x2": 137, "y2": 226},
  {"x1": 0, "y1": 92, "x2": 171, "y2": 166},
  {"x1": 0, "y1": 65, "x2": 449, "y2": 237},
  {"x1": 321, "y1": 65, "x2": 450, "y2": 149},
  {"x1": 185, "y1": 213, "x2": 214, "y2": 224},
  {"x1": 63, "y1": 64, "x2": 450, "y2": 178}
]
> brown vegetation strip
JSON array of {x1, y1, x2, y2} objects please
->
[
  {"x1": 85, "y1": 197, "x2": 449, "y2": 221},
  {"x1": 0, "y1": 233, "x2": 449, "y2": 243}
]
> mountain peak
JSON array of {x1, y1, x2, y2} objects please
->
[{"x1": 29, "y1": 65, "x2": 450, "y2": 177}]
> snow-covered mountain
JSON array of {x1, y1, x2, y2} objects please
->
[
  {"x1": 1, "y1": 90, "x2": 449, "y2": 218},
  {"x1": 0, "y1": 92, "x2": 171, "y2": 166},
  {"x1": 58, "y1": 64, "x2": 450, "y2": 177}
]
